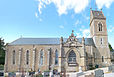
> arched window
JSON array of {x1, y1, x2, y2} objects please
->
[
  {"x1": 55, "y1": 49, "x2": 58, "y2": 65},
  {"x1": 26, "y1": 50, "x2": 29, "y2": 65},
  {"x1": 40, "y1": 50, "x2": 43, "y2": 65},
  {"x1": 98, "y1": 22, "x2": 102, "y2": 31},
  {"x1": 68, "y1": 50, "x2": 76, "y2": 63},
  {"x1": 13, "y1": 50, "x2": 16, "y2": 64}
]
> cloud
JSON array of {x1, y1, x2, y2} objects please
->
[
  {"x1": 76, "y1": 33, "x2": 82, "y2": 38},
  {"x1": 74, "y1": 20, "x2": 81, "y2": 26},
  {"x1": 36, "y1": 0, "x2": 114, "y2": 16},
  {"x1": 59, "y1": 25, "x2": 64, "y2": 29},
  {"x1": 80, "y1": 28, "x2": 90, "y2": 38},
  {"x1": 82, "y1": 29, "x2": 90, "y2": 38},
  {"x1": 37, "y1": 0, "x2": 89, "y2": 15},
  {"x1": 82, "y1": 13, "x2": 89, "y2": 20},
  {"x1": 108, "y1": 25, "x2": 114, "y2": 32},
  {"x1": 35, "y1": 12, "x2": 38, "y2": 18},
  {"x1": 96, "y1": 0, "x2": 114, "y2": 9},
  {"x1": 35, "y1": 12, "x2": 42, "y2": 21},
  {"x1": 75, "y1": 28, "x2": 90, "y2": 38}
]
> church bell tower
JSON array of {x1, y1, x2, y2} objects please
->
[{"x1": 90, "y1": 9, "x2": 111, "y2": 66}]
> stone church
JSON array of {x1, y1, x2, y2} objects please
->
[{"x1": 5, "y1": 10, "x2": 111, "y2": 73}]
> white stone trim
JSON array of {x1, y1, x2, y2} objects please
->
[
  {"x1": 5, "y1": 51, "x2": 8, "y2": 65},
  {"x1": 19, "y1": 50, "x2": 21, "y2": 66},
  {"x1": 47, "y1": 50, "x2": 50, "y2": 66},
  {"x1": 32, "y1": 50, "x2": 35, "y2": 71},
  {"x1": 5, "y1": 50, "x2": 8, "y2": 72}
]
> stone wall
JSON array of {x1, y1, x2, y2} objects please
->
[{"x1": 5, "y1": 44, "x2": 60, "y2": 73}]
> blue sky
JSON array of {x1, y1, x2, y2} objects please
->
[{"x1": 0, "y1": 0, "x2": 114, "y2": 48}]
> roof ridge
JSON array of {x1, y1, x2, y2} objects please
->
[
  {"x1": 9, "y1": 37, "x2": 22, "y2": 44},
  {"x1": 20, "y1": 37, "x2": 60, "y2": 39}
]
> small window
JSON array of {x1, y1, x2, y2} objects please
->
[
  {"x1": 13, "y1": 50, "x2": 16, "y2": 64},
  {"x1": 26, "y1": 50, "x2": 29, "y2": 65},
  {"x1": 98, "y1": 22, "x2": 102, "y2": 31},
  {"x1": 102, "y1": 56, "x2": 104, "y2": 62},
  {"x1": 40, "y1": 50, "x2": 43, "y2": 65},
  {"x1": 93, "y1": 52, "x2": 95, "y2": 62},
  {"x1": 86, "y1": 52, "x2": 88, "y2": 61},
  {"x1": 101, "y1": 38, "x2": 103, "y2": 45},
  {"x1": 55, "y1": 49, "x2": 58, "y2": 65}
]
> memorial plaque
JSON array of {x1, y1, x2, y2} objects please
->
[
  {"x1": 95, "y1": 69, "x2": 104, "y2": 77},
  {"x1": 77, "y1": 72, "x2": 84, "y2": 77},
  {"x1": 108, "y1": 66, "x2": 112, "y2": 72},
  {"x1": 108, "y1": 65, "x2": 114, "y2": 72},
  {"x1": 8, "y1": 72, "x2": 16, "y2": 77},
  {"x1": 112, "y1": 65, "x2": 114, "y2": 71},
  {"x1": 44, "y1": 71, "x2": 50, "y2": 77}
]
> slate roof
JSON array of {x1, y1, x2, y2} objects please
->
[
  {"x1": 92, "y1": 10, "x2": 105, "y2": 19},
  {"x1": 9, "y1": 38, "x2": 95, "y2": 46}
]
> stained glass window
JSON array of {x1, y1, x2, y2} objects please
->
[
  {"x1": 13, "y1": 50, "x2": 15, "y2": 64},
  {"x1": 55, "y1": 49, "x2": 58, "y2": 65},
  {"x1": 40, "y1": 50, "x2": 43, "y2": 65},
  {"x1": 68, "y1": 50, "x2": 76, "y2": 63},
  {"x1": 26, "y1": 50, "x2": 29, "y2": 65}
]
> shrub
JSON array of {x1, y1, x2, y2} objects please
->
[
  {"x1": 38, "y1": 74, "x2": 43, "y2": 77},
  {"x1": 0, "y1": 65, "x2": 4, "y2": 70}
]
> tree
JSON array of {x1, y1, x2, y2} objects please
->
[
  {"x1": 109, "y1": 43, "x2": 114, "y2": 52},
  {"x1": 0, "y1": 38, "x2": 5, "y2": 65}
]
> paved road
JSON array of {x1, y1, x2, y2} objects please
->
[{"x1": 104, "y1": 73, "x2": 114, "y2": 77}]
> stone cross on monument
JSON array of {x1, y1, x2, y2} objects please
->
[
  {"x1": 72, "y1": 30, "x2": 74, "y2": 33},
  {"x1": 71, "y1": 30, "x2": 74, "y2": 37}
]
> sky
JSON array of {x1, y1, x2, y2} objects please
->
[{"x1": 0, "y1": 0, "x2": 114, "y2": 48}]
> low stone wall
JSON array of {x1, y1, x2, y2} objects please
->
[
  {"x1": 4, "y1": 67, "x2": 110, "y2": 77},
  {"x1": 66, "y1": 67, "x2": 109, "y2": 77}
]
